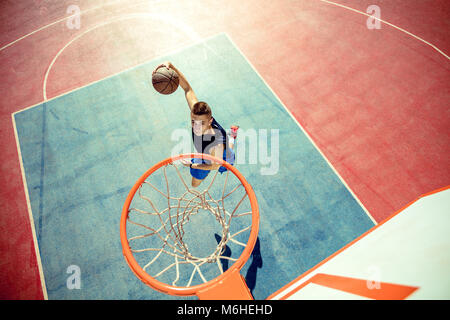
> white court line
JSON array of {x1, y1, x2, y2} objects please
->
[
  {"x1": 11, "y1": 115, "x2": 48, "y2": 300},
  {"x1": 0, "y1": 0, "x2": 125, "y2": 52},
  {"x1": 42, "y1": 13, "x2": 165, "y2": 101},
  {"x1": 15, "y1": 27, "x2": 217, "y2": 114},
  {"x1": 0, "y1": 0, "x2": 166, "y2": 52},
  {"x1": 2, "y1": 0, "x2": 448, "y2": 62},
  {"x1": 42, "y1": 11, "x2": 214, "y2": 101},
  {"x1": 318, "y1": 0, "x2": 450, "y2": 60},
  {"x1": 224, "y1": 34, "x2": 378, "y2": 225}
]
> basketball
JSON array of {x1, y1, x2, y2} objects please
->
[{"x1": 151, "y1": 66, "x2": 179, "y2": 95}]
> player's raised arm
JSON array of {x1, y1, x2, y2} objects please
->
[{"x1": 164, "y1": 62, "x2": 198, "y2": 111}]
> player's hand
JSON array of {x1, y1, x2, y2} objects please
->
[
  {"x1": 160, "y1": 61, "x2": 172, "y2": 69},
  {"x1": 180, "y1": 158, "x2": 191, "y2": 167},
  {"x1": 153, "y1": 61, "x2": 172, "y2": 75}
]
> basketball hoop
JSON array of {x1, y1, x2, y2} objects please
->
[{"x1": 120, "y1": 153, "x2": 259, "y2": 299}]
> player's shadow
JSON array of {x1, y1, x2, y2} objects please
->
[{"x1": 214, "y1": 234, "x2": 262, "y2": 296}]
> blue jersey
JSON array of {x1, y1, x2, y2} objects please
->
[
  {"x1": 190, "y1": 118, "x2": 235, "y2": 180},
  {"x1": 192, "y1": 117, "x2": 227, "y2": 155}
]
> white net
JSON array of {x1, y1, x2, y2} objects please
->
[{"x1": 125, "y1": 157, "x2": 254, "y2": 288}]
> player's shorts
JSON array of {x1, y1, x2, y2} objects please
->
[{"x1": 190, "y1": 148, "x2": 235, "y2": 180}]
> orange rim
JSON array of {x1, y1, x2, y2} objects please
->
[{"x1": 120, "y1": 153, "x2": 260, "y2": 296}]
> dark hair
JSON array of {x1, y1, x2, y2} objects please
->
[{"x1": 192, "y1": 101, "x2": 212, "y2": 118}]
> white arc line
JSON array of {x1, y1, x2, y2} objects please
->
[
  {"x1": 0, "y1": 0, "x2": 166, "y2": 52},
  {"x1": 318, "y1": 0, "x2": 450, "y2": 60},
  {"x1": 42, "y1": 11, "x2": 207, "y2": 101}
]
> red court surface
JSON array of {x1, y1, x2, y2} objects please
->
[{"x1": 0, "y1": 0, "x2": 448, "y2": 299}]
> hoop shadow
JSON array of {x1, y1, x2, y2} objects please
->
[{"x1": 214, "y1": 234, "x2": 262, "y2": 295}]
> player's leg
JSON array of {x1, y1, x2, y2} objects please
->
[
  {"x1": 191, "y1": 176, "x2": 204, "y2": 188},
  {"x1": 190, "y1": 157, "x2": 210, "y2": 187}
]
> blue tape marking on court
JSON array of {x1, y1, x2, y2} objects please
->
[{"x1": 14, "y1": 34, "x2": 374, "y2": 300}]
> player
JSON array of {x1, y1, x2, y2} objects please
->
[{"x1": 153, "y1": 62, "x2": 239, "y2": 187}]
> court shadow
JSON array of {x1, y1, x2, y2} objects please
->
[
  {"x1": 244, "y1": 237, "x2": 262, "y2": 295},
  {"x1": 214, "y1": 234, "x2": 262, "y2": 296},
  {"x1": 214, "y1": 234, "x2": 232, "y2": 271}
]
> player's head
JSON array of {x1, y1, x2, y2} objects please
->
[{"x1": 191, "y1": 101, "x2": 213, "y2": 135}]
